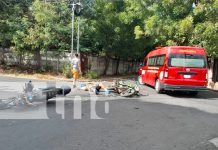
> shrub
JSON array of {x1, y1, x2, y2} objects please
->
[
  {"x1": 42, "y1": 63, "x2": 53, "y2": 72},
  {"x1": 85, "y1": 70, "x2": 99, "y2": 79},
  {"x1": 62, "y1": 63, "x2": 72, "y2": 78}
]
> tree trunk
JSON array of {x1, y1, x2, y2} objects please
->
[
  {"x1": 18, "y1": 53, "x2": 23, "y2": 67},
  {"x1": 46, "y1": 49, "x2": 48, "y2": 67},
  {"x1": 57, "y1": 56, "x2": 60, "y2": 73},
  {"x1": 131, "y1": 61, "x2": 134, "y2": 73},
  {"x1": 213, "y1": 59, "x2": 218, "y2": 82},
  {"x1": 35, "y1": 50, "x2": 41, "y2": 70},
  {"x1": 103, "y1": 57, "x2": 110, "y2": 75},
  {"x1": 0, "y1": 48, "x2": 6, "y2": 65},
  {"x1": 115, "y1": 58, "x2": 120, "y2": 75}
]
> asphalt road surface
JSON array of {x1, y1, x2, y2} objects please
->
[{"x1": 0, "y1": 76, "x2": 218, "y2": 150}]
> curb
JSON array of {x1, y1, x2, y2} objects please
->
[{"x1": 0, "y1": 74, "x2": 136, "y2": 82}]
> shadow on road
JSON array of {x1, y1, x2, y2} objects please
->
[
  {"x1": 140, "y1": 84, "x2": 218, "y2": 100},
  {"x1": 166, "y1": 91, "x2": 218, "y2": 100}
]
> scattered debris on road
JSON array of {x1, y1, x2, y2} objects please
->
[{"x1": 79, "y1": 80, "x2": 144, "y2": 97}]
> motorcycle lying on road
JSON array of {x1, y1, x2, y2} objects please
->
[
  {"x1": 108, "y1": 80, "x2": 140, "y2": 97},
  {"x1": 0, "y1": 81, "x2": 71, "y2": 110}
]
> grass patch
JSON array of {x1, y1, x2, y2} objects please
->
[{"x1": 85, "y1": 70, "x2": 99, "y2": 79}]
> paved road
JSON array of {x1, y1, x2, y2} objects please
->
[{"x1": 0, "y1": 76, "x2": 218, "y2": 150}]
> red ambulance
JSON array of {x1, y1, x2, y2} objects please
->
[{"x1": 138, "y1": 46, "x2": 208, "y2": 95}]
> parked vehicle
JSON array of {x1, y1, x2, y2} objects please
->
[{"x1": 138, "y1": 46, "x2": 208, "y2": 95}]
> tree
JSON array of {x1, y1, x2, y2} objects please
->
[
  {"x1": 190, "y1": 0, "x2": 218, "y2": 58},
  {"x1": 0, "y1": 0, "x2": 33, "y2": 65},
  {"x1": 1, "y1": 0, "x2": 217, "y2": 73},
  {"x1": 84, "y1": 0, "x2": 148, "y2": 74},
  {"x1": 134, "y1": 0, "x2": 218, "y2": 58},
  {"x1": 12, "y1": 0, "x2": 72, "y2": 69}
]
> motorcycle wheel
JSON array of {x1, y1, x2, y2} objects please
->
[{"x1": 120, "y1": 88, "x2": 135, "y2": 97}]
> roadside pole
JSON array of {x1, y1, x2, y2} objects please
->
[
  {"x1": 77, "y1": 0, "x2": 81, "y2": 55},
  {"x1": 71, "y1": 2, "x2": 75, "y2": 58}
]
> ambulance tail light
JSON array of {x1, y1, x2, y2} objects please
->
[{"x1": 164, "y1": 71, "x2": 168, "y2": 78}]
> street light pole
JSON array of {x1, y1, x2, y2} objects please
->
[
  {"x1": 71, "y1": 0, "x2": 82, "y2": 57},
  {"x1": 71, "y1": 2, "x2": 75, "y2": 58},
  {"x1": 77, "y1": 0, "x2": 81, "y2": 54}
]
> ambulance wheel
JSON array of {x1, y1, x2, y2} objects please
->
[
  {"x1": 155, "y1": 79, "x2": 163, "y2": 94},
  {"x1": 138, "y1": 75, "x2": 144, "y2": 85}
]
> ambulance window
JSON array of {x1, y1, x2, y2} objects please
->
[
  {"x1": 156, "y1": 55, "x2": 165, "y2": 66},
  {"x1": 168, "y1": 54, "x2": 206, "y2": 68},
  {"x1": 148, "y1": 57, "x2": 157, "y2": 66}
]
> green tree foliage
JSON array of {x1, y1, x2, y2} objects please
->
[
  {"x1": 82, "y1": 0, "x2": 148, "y2": 74},
  {"x1": 134, "y1": 0, "x2": 218, "y2": 58},
  {"x1": 0, "y1": 0, "x2": 217, "y2": 72},
  {"x1": 8, "y1": 0, "x2": 72, "y2": 68},
  {"x1": 0, "y1": 0, "x2": 32, "y2": 49},
  {"x1": 85, "y1": 0, "x2": 147, "y2": 59}
]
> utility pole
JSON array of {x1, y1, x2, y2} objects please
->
[
  {"x1": 70, "y1": 0, "x2": 82, "y2": 57},
  {"x1": 71, "y1": 1, "x2": 75, "y2": 58},
  {"x1": 77, "y1": 0, "x2": 81, "y2": 54}
]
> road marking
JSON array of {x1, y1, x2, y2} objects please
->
[{"x1": 209, "y1": 137, "x2": 218, "y2": 148}]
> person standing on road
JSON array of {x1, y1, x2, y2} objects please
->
[{"x1": 71, "y1": 53, "x2": 81, "y2": 88}]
